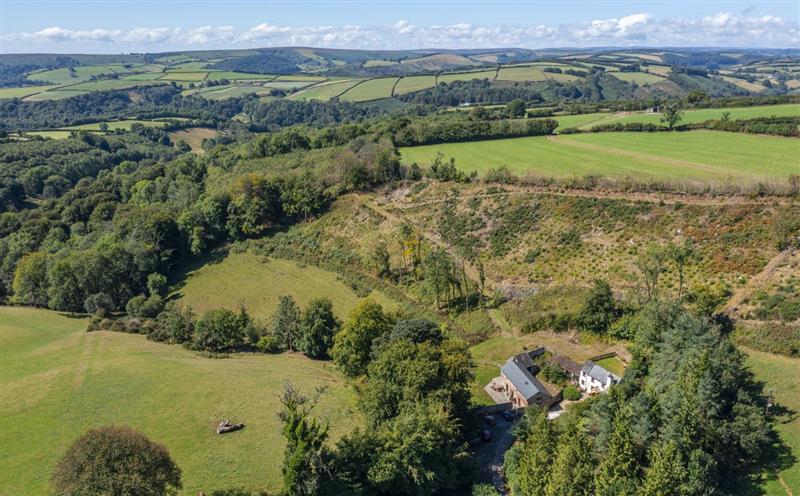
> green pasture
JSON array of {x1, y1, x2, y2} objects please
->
[
  {"x1": 289, "y1": 79, "x2": 361, "y2": 100},
  {"x1": 67, "y1": 79, "x2": 164, "y2": 91},
  {"x1": 744, "y1": 348, "x2": 799, "y2": 495},
  {"x1": 23, "y1": 90, "x2": 89, "y2": 101},
  {"x1": 172, "y1": 251, "x2": 396, "y2": 321},
  {"x1": 27, "y1": 65, "x2": 119, "y2": 84},
  {"x1": 400, "y1": 130, "x2": 800, "y2": 184},
  {"x1": 550, "y1": 103, "x2": 800, "y2": 130},
  {"x1": 160, "y1": 72, "x2": 208, "y2": 82},
  {"x1": 497, "y1": 66, "x2": 547, "y2": 82},
  {"x1": 0, "y1": 85, "x2": 61, "y2": 99},
  {"x1": 609, "y1": 72, "x2": 665, "y2": 85},
  {"x1": 438, "y1": 70, "x2": 497, "y2": 84},
  {"x1": 0, "y1": 306, "x2": 359, "y2": 495},
  {"x1": 339, "y1": 77, "x2": 399, "y2": 101},
  {"x1": 394, "y1": 75, "x2": 437, "y2": 95}
]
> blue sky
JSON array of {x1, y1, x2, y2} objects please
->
[{"x1": 1, "y1": 1, "x2": 798, "y2": 53}]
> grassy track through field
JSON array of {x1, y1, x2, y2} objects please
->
[{"x1": 0, "y1": 306, "x2": 360, "y2": 495}]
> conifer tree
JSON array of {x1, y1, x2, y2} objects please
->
[
  {"x1": 641, "y1": 439, "x2": 687, "y2": 496},
  {"x1": 545, "y1": 422, "x2": 594, "y2": 496},
  {"x1": 595, "y1": 406, "x2": 639, "y2": 496},
  {"x1": 514, "y1": 409, "x2": 556, "y2": 496}
]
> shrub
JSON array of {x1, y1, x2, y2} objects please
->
[
  {"x1": 139, "y1": 295, "x2": 164, "y2": 318},
  {"x1": 257, "y1": 333, "x2": 285, "y2": 353},
  {"x1": 193, "y1": 308, "x2": 246, "y2": 351},
  {"x1": 84, "y1": 292, "x2": 114, "y2": 316},
  {"x1": 147, "y1": 273, "x2": 168, "y2": 296},
  {"x1": 563, "y1": 385, "x2": 581, "y2": 401},
  {"x1": 52, "y1": 425, "x2": 182, "y2": 496},
  {"x1": 150, "y1": 303, "x2": 194, "y2": 344},
  {"x1": 125, "y1": 295, "x2": 147, "y2": 317}
]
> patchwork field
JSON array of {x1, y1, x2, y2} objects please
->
[
  {"x1": 172, "y1": 251, "x2": 396, "y2": 321},
  {"x1": 400, "y1": 130, "x2": 800, "y2": 185},
  {"x1": 0, "y1": 306, "x2": 360, "y2": 495}
]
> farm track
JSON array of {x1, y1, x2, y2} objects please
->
[
  {"x1": 723, "y1": 249, "x2": 793, "y2": 317},
  {"x1": 383, "y1": 185, "x2": 795, "y2": 210}
]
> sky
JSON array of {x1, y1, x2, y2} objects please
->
[{"x1": 1, "y1": 0, "x2": 798, "y2": 53}]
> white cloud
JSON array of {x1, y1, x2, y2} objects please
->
[{"x1": 3, "y1": 12, "x2": 798, "y2": 51}]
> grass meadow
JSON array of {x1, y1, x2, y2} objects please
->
[
  {"x1": 0, "y1": 306, "x2": 360, "y2": 495},
  {"x1": 339, "y1": 77, "x2": 399, "y2": 101},
  {"x1": 172, "y1": 251, "x2": 396, "y2": 321},
  {"x1": 744, "y1": 348, "x2": 799, "y2": 495},
  {"x1": 399, "y1": 130, "x2": 800, "y2": 185},
  {"x1": 550, "y1": 103, "x2": 800, "y2": 130}
]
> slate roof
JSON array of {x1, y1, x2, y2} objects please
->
[
  {"x1": 552, "y1": 355, "x2": 582, "y2": 376},
  {"x1": 502, "y1": 352, "x2": 550, "y2": 402},
  {"x1": 580, "y1": 360, "x2": 621, "y2": 384}
]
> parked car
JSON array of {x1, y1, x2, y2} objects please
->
[
  {"x1": 482, "y1": 430, "x2": 493, "y2": 442},
  {"x1": 483, "y1": 415, "x2": 496, "y2": 426},
  {"x1": 501, "y1": 411, "x2": 514, "y2": 422}
]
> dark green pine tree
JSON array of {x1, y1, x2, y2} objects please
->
[
  {"x1": 514, "y1": 409, "x2": 557, "y2": 496},
  {"x1": 641, "y1": 439, "x2": 688, "y2": 496},
  {"x1": 545, "y1": 421, "x2": 594, "y2": 496},
  {"x1": 595, "y1": 406, "x2": 639, "y2": 496},
  {"x1": 271, "y1": 295, "x2": 301, "y2": 351}
]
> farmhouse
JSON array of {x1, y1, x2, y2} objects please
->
[
  {"x1": 496, "y1": 348, "x2": 560, "y2": 408},
  {"x1": 578, "y1": 360, "x2": 621, "y2": 394}
]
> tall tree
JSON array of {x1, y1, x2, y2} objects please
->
[
  {"x1": 507, "y1": 409, "x2": 556, "y2": 496},
  {"x1": 279, "y1": 384, "x2": 330, "y2": 496},
  {"x1": 297, "y1": 298, "x2": 339, "y2": 359},
  {"x1": 660, "y1": 101, "x2": 683, "y2": 130},
  {"x1": 595, "y1": 407, "x2": 639, "y2": 496},
  {"x1": 641, "y1": 440, "x2": 687, "y2": 496},
  {"x1": 545, "y1": 422, "x2": 594, "y2": 496},
  {"x1": 331, "y1": 300, "x2": 394, "y2": 377},
  {"x1": 11, "y1": 251, "x2": 48, "y2": 307},
  {"x1": 576, "y1": 279, "x2": 618, "y2": 334},
  {"x1": 667, "y1": 239, "x2": 696, "y2": 300},
  {"x1": 272, "y1": 295, "x2": 301, "y2": 351}
]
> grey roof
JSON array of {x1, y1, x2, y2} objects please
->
[
  {"x1": 502, "y1": 353, "x2": 550, "y2": 401},
  {"x1": 552, "y1": 355, "x2": 582, "y2": 376},
  {"x1": 581, "y1": 360, "x2": 621, "y2": 384}
]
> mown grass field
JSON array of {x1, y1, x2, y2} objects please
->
[
  {"x1": 0, "y1": 306, "x2": 360, "y2": 495},
  {"x1": 172, "y1": 251, "x2": 396, "y2": 321},
  {"x1": 400, "y1": 130, "x2": 800, "y2": 185},
  {"x1": 550, "y1": 103, "x2": 800, "y2": 130},
  {"x1": 289, "y1": 80, "x2": 360, "y2": 100},
  {"x1": 609, "y1": 72, "x2": 665, "y2": 85},
  {"x1": 0, "y1": 85, "x2": 61, "y2": 99},
  {"x1": 394, "y1": 75, "x2": 437, "y2": 95},
  {"x1": 339, "y1": 77, "x2": 399, "y2": 101},
  {"x1": 744, "y1": 348, "x2": 800, "y2": 495}
]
